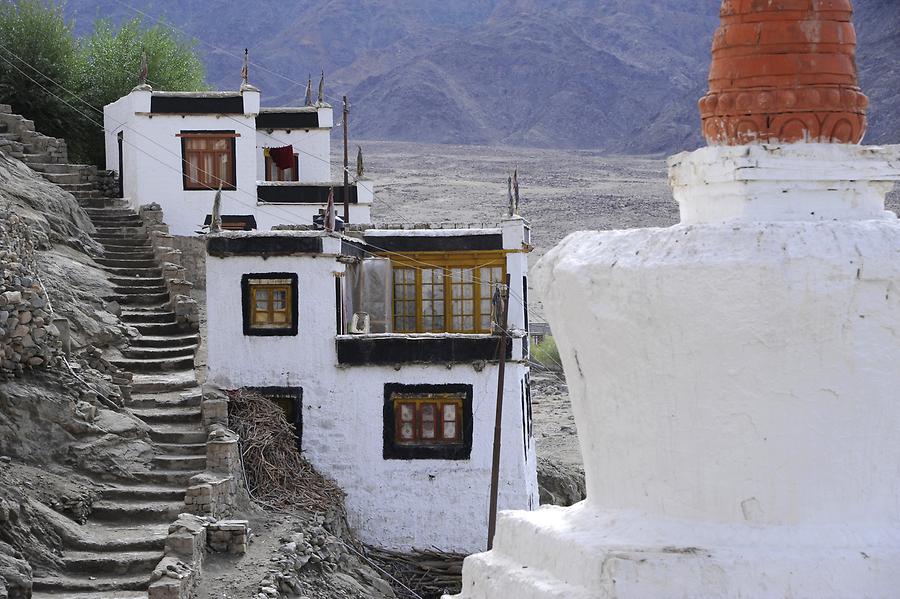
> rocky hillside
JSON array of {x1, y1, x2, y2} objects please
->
[
  {"x1": 62, "y1": 0, "x2": 898, "y2": 153},
  {"x1": 0, "y1": 147, "x2": 151, "y2": 598}
]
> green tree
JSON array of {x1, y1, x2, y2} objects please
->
[
  {"x1": 73, "y1": 17, "x2": 207, "y2": 165},
  {"x1": 0, "y1": 0, "x2": 84, "y2": 138},
  {"x1": 0, "y1": 2, "x2": 207, "y2": 166}
]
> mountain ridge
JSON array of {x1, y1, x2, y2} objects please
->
[{"x1": 63, "y1": 0, "x2": 898, "y2": 153}]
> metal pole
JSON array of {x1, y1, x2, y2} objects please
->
[
  {"x1": 343, "y1": 95, "x2": 350, "y2": 224},
  {"x1": 487, "y1": 273, "x2": 512, "y2": 550}
]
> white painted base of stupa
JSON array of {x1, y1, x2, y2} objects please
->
[
  {"x1": 450, "y1": 503, "x2": 900, "y2": 599},
  {"x1": 449, "y1": 144, "x2": 900, "y2": 599}
]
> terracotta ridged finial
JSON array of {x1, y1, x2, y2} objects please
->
[{"x1": 699, "y1": 0, "x2": 868, "y2": 146}]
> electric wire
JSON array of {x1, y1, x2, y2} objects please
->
[{"x1": 0, "y1": 42, "x2": 541, "y2": 340}]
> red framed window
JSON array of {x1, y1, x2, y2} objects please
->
[
  {"x1": 179, "y1": 131, "x2": 238, "y2": 190},
  {"x1": 394, "y1": 393, "x2": 464, "y2": 446}
]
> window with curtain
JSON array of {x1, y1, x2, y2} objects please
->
[
  {"x1": 265, "y1": 154, "x2": 300, "y2": 181},
  {"x1": 383, "y1": 383, "x2": 473, "y2": 460},
  {"x1": 180, "y1": 132, "x2": 237, "y2": 190}
]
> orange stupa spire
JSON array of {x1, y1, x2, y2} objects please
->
[{"x1": 699, "y1": 0, "x2": 868, "y2": 146}]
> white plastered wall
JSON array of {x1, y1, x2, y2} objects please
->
[
  {"x1": 255, "y1": 128, "x2": 331, "y2": 183},
  {"x1": 206, "y1": 233, "x2": 538, "y2": 553}
]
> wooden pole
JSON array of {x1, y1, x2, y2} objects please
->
[
  {"x1": 487, "y1": 273, "x2": 512, "y2": 550},
  {"x1": 343, "y1": 95, "x2": 350, "y2": 224}
]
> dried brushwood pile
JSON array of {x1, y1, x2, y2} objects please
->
[
  {"x1": 227, "y1": 389, "x2": 344, "y2": 513},
  {"x1": 364, "y1": 546, "x2": 465, "y2": 599}
]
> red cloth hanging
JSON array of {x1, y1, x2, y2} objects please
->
[{"x1": 268, "y1": 145, "x2": 294, "y2": 170}]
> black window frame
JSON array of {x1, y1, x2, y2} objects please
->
[
  {"x1": 241, "y1": 272, "x2": 299, "y2": 336},
  {"x1": 383, "y1": 383, "x2": 473, "y2": 460}
]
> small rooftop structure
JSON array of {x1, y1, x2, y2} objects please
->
[{"x1": 103, "y1": 86, "x2": 372, "y2": 236}]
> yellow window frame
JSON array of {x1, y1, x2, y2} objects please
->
[
  {"x1": 384, "y1": 251, "x2": 507, "y2": 334},
  {"x1": 249, "y1": 281, "x2": 293, "y2": 328}
]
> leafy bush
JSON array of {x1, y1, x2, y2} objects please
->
[
  {"x1": 0, "y1": 1, "x2": 206, "y2": 165},
  {"x1": 0, "y1": 0, "x2": 82, "y2": 135},
  {"x1": 532, "y1": 335, "x2": 563, "y2": 372}
]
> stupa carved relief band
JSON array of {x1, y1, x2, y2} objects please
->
[{"x1": 699, "y1": 0, "x2": 868, "y2": 145}]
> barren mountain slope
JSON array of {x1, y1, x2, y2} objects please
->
[{"x1": 62, "y1": 0, "x2": 898, "y2": 152}]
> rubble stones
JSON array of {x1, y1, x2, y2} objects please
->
[
  {"x1": 206, "y1": 519, "x2": 250, "y2": 554},
  {"x1": 0, "y1": 213, "x2": 62, "y2": 380}
]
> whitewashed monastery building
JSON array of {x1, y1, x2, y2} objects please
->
[
  {"x1": 102, "y1": 80, "x2": 539, "y2": 553},
  {"x1": 204, "y1": 220, "x2": 539, "y2": 552},
  {"x1": 103, "y1": 83, "x2": 373, "y2": 235}
]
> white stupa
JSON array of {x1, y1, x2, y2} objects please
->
[{"x1": 450, "y1": 1, "x2": 900, "y2": 597}]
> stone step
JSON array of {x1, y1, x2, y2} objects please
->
[
  {"x1": 110, "y1": 355, "x2": 195, "y2": 374},
  {"x1": 57, "y1": 182, "x2": 96, "y2": 191},
  {"x1": 112, "y1": 286, "x2": 169, "y2": 298},
  {"x1": 83, "y1": 207, "x2": 138, "y2": 217},
  {"x1": 151, "y1": 455, "x2": 206, "y2": 471},
  {"x1": 90, "y1": 499, "x2": 184, "y2": 523},
  {"x1": 70, "y1": 190, "x2": 103, "y2": 200},
  {"x1": 32, "y1": 586, "x2": 144, "y2": 599},
  {"x1": 103, "y1": 251, "x2": 157, "y2": 261},
  {"x1": 62, "y1": 550, "x2": 161, "y2": 576},
  {"x1": 148, "y1": 425, "x2": 207, "y2": 445},
  {"x1": 0, "y1": 140, "x2": 24, "y2": 152},
  {"x1": 109, "y1": 292, "x2": 172, "y2": 307},
  {"x1": 131, "y1": 405, "x2": 201, "y2": 424},
  {"x1": 127, "y1": 389, "x2": 202, "y2": 409},
  {"x1": 109, "y1": 276, "x2": 165, "y2": 287},
  {"x1": 83, "y1": 216, "x2": 144, "y2": 227},
  {"x1": 21, "y1": 152, "x2": 51, "y2": 163},
  {"x1": 101, "y1": 485, "x2": 186, "y2": 502},
  {"x1": 40, "y1": 171, "x2": 82, "y2": 185},
  {"x1": 95, "y1": 227, "x2": 147, "y2": 238},
  {"x1": 131, "y1": 322, "x2": 190, "y2": 336},
  {"x1": 123, "y1": 304, "x2": 176, "y2": 313},
  {"x1": 122, "y1": 345, "x2": 198, "y2": 360},
  {"x1": 80, "y1": 197, "x2": 129, "y2": 209},
  {"x1": 99, "y1": 245, "x2": 155, "y2": 256},
  {"x1": 154, "y1": 442, "x2": 207, "y2": 457},
  {"x1": 95, "y1": 237, "x2": 153, "y2": 248},
  {"x1": 68, "y1": 524, "x2": 167, "y2": 553},
  {"x1": 32, "y1": 573, "x2": 149, "y2": 593},
  {"x1": 131, "y1": 371, "x2": 198, "y2": 394},
  {"x1": 91, "y1": 216, "x2": 145, "y2": 227},
  {"x1": 130, "y1": 334, "x2": 200, "y2": 349},
  {"x1": 27, "y1": 162, "x2": 74, "y2": 174},
  {"x1": 136, "y1": 469, "x2": 200, "y2": 486},
  {"x1": 121, "y1": 310, "x2": 177, "y2": 324},
  {"x1": 103, "y1": 267, "x2": 163, "y2": 279},
  {"x1": 97, "y1": 258, "x2": 159, "y2": 269}
]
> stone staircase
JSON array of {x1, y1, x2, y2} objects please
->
[
  {"x1": 0, "y1": 106, "x2": 209, "y2": 598},
  {"x1": 31, "y1": 389, "x2": 208, "y2": 598}
]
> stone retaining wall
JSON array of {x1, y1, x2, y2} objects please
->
[
  {"x1": 183, "y1": 387, "x2": 247, "y2": 519},
  {"x1": 0, "y1": 212, "x2": 61, "y2": 380},
  {"x1": 0, "y1": 109, "x2": 67, "y2": 164},
  {"x1": 139, "y1": 204, "x2": 200, "y2": 331}
]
